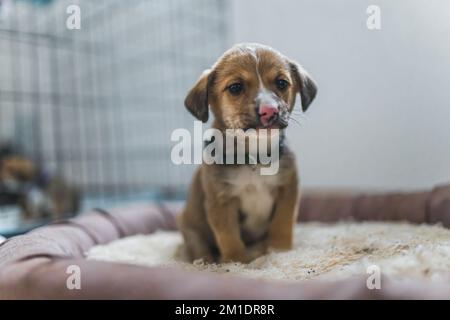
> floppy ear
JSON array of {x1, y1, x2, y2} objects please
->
[
  {"x1": 289, "y1": 62, "x2": 317, "y2": 112},
  {"x1": 184, "y1": 69, "x2": 213, "y2": 123}
]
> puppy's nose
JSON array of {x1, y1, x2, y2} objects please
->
[{"x1": 259, "y1": 105, "x2": 279, "y2": 126}]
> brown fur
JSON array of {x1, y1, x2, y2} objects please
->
[
  {"x1": 178, "y1": 44, "x2": 317, "y2": 263},
  {"x1": 0, "y1": 156, "x2": 36, "y2": 182}
]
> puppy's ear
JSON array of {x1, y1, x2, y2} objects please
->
[
  {"x1": 289, "y1": 62, "x2": 317, "y2": 112},
  {"x1": 184, "y1": 69, "x2": 213, "y2": 123}
]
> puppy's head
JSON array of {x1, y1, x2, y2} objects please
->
[
  {"x1": 0, "y1": 156, "x2": 36, "y2": 183},
  {"x1": 185, "y1": 43, "x2": 317, "y2": 130}
]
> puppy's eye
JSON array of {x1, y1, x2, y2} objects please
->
[
  {"x1": 228, "y1": 83, "x2": 243, "y2": 96},
  {"x1": 276, "y1": 79, "x2": 289, "y2": 91}
]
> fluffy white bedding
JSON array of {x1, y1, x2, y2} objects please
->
[{"x1": 87, "y1": 222, "x2": 450, "y2": 281}]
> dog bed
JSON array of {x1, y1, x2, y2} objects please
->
[
  {"x1": 1, "y1": 185, "x2": 450, "y2": 299},
  {"x1": 87, "y1": 222, "x2": 450, "y2": 282}
]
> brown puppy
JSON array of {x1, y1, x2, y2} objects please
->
[
  {"x1": 177, "y1": 43, "x2": 317, "y2": 263},
  {"x1": 0, "y1": 150, "x2": 80, "y2": 220}
]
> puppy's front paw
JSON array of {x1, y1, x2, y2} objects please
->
[
  {"x1": 193, "y1": 254, "x2": 215, "y2": 265},
  {"x1": 267, "y1": 238, "x2": 293, "y2": 251},
  {"x1": 220, "y1": 251, "x2": 251, "y2": 264},
  {"x1": 247, "y1": 241, "x2": 268, "y2": 260}
]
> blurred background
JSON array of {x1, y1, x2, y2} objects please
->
[{"x1": 0, "y1": 0, "x2": 449, "y2": 237}]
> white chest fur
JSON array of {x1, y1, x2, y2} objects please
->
[{"x1": 226, "y1": 166, "x2": 281, "y2": 239}]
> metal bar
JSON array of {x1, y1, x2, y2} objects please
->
[
  {"x1": 47, "y1": 10, "x2": 63, "y2": 173},
  {"x1": 28, "y1": 7, "x2": 43, "y2": 165}
]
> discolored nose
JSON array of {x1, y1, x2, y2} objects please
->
[{"x1": 258, "y1": 105, "x2": 279, "y2": 126}]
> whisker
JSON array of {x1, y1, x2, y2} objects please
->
[
  {"x1": 290, "y1": 112, "x2": 309, "y2": 121},
  {"x1": 290, "y1": 111, "x2": 308, "y2": 117},
  {"x1": 288, "y1": 116, "x2": 303, "y2": 127}
]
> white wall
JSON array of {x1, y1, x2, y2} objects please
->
[{"x1": 230, "y1": 0, "x2": 450, "y2": 191}]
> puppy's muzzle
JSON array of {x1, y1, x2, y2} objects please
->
[{"x1": 259, "y1": 104, "x2": 279, "y2": 127}]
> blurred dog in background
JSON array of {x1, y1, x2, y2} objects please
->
[{"x1": 0, "y1": 144, "x2": 80, "y2": 220}]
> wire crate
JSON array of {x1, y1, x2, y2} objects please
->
[{"x1": 0, "y1": 0, "x2": 229, "y2": 217}]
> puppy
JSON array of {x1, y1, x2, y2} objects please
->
[
  {"x1": 177, "y1": 43, "x2": 317, "y2": 263},
  {"x1": 0, "y1": 146, "x2": 80, "y2": 220}
]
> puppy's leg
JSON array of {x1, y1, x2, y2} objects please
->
[
  {"x1": 247, "y1": 240, "x2": 268, "y2": 261},
  {"x1": 206, "y1": 199, "x2": 249, "y2": 263},
  {"x1": 177, "y1": 209, "x2": 215, "y2": 262},
  {"x1": 177, "y1": 169, "x2": 216, "y2": 262},
  {"x1": 179, "y1": 223, "x2": 214, "y2": 263},
  {"x1": 267, "y1": 174, "x2": 299, "y2": 250}
]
